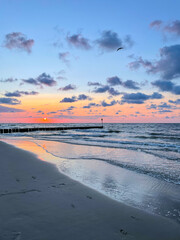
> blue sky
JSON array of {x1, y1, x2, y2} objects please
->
[{"x1": 0, "y1": 0, "x2": 180, "y2": 123}]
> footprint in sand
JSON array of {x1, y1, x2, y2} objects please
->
[
  {"x1": 13, "y1": 231, "x2": 21, "y2": 240},
  {"x1": 86, "y1": 195, "x2": 92, "y2": 199},
  {"x1": 131, "y1": 215, "x2": 139, "y2": 220},
  {"x1": 59, "y1": 183, "x2": 65, "y2": 186},
  {"x1": 120, "y1": 229, "x2": 127, "y2": 235},
  {"x1": 51, "y1": 183, "x2": 65, "y2": 188}
]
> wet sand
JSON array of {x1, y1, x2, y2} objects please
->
[{"x1": 0, "y1": 140, "x2": 180, "y2": 240}]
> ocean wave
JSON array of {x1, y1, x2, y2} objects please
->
[{"x1": 31, "y1": 140, "x2": 180, "y2": 185}]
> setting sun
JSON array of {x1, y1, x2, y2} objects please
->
[{"x1": 43, "y1": 118, "x2": 47, "y2": 121}]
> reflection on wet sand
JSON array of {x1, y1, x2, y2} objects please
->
[{"x1": 2, "y1": 137, "x2": 180, "y2": 223}]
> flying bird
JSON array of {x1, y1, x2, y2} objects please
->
[{"x1": 117, "y1": 47, "x2": 123, "y2": 51}]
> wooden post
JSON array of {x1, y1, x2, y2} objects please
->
[{"x1": 101, "y1": 118, "x2": 103, "y2": 126}]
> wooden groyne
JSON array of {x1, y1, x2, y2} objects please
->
[{"x1": 0, "y1": 125, "x2": 103, "y2": 134}]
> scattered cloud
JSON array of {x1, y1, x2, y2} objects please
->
[
  {"x1": 121, "y1": 92, "x2": 163, "y2": 104},
  {"x1": 150, "y1": 20, "x2": 180, "y2": 37},
  {"x1": 101, "y1": 100, "x2": 118, "y2": 107},
  {"x1": 83, "y1": 102, "x2": 100, "y2": 109},
  {"x1": 93, "y1": 85, "x2": 110, "y2": 93},
  {"x1": 0, "y1": 97, "x2": 21, "y2": 105},
  {"x1": 37, "y1": 73, "x2": 56, "y2": 86},
  {"x1": 37, "y1": 110, "x2": 44, "y2": 114},
  {"x1": 116, "y1": 110, "x2": 122, "y2": 115},
  {"x1": 108, "y1": 87, "x2": 121, "y2": 96},
  {"x1": 107, "y1": 76, "x2": 122, "y2": 86},
  {"x1": 59, "y1": 52, "x2": 70, "y2": 64},
  {"x1": 129, "y1": 45, "x2": 180, "y2": 80},
  {"x1": 124, "y1": 35, "x2": 134, "y2": 48},
  {"x1": 88, "y1": 82, "x2": 101, "y2": 86},
  {"x1": 59, "y1": 84, "x2": 76, "y2": 91},
  {"x1": 60, "y1": 94, "x2": 91, "y2": 103},
  {"x1": 60, "y1": 96, "x2": 77, "y2": 103},
  {"x1": 96, "y1": 30, "x2": 122, "y2": 51},
  {"x1": 66, "y1": 33, "x2": 91, "y2": 50},
  {"x1": 23, "y1": 78, "x2": 40, "y2": 86},
  {"x1": 5, "y1": 90, "x2": 39, "y2": 97},
  {"x1": 0, "y1": 78, "x2": 18, "y2": 83},
  {"x1": 92, "y1": 76, "x2": 140, "y2": 95},
  {"x1": 96, "y1": 30, "x2": 133, "y2": 52},
  {"x1": 77, "y1": 94, "x2": 92, "y2": 100},
  {"x1": 169, "y1": 99, "x2": 180, "y2": 104},
  {"x1": 4, "y1": 32, "x2": 34, "y2": 53},
  {"x1": 164, "y1": 20, "x2": 180, "y2": 36},
  {"x1": 123, "y1": 80, "x2": 140, "y2": 90},
  {"x1": 22, "y1": 73, "x2": 57, "y2": 87},
  {"x1": 152, "y1": 80, "x2": 180, "y2": 95},
  {"x1": 0, "y1": 105, "x2": 25, "y2": 112},
  {"x1": 150, "y1": 20, "x2": 163, "y2": 28}
]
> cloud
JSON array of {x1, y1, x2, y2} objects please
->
[
  {"x1": 158, "y1": 102, "x2": 173, "y2": 109},
  {"x1": 0, "y1": 78, "x2": 18, "y2": 83},
  {"x1": 116, "y1": 110, "x2": 122, "y2": 115},
  {"x1": 60, "y1": 94, "x2": 92, "y2": 103},
  {"x1": 158, "y1": 110, "x2": 172, "y2": 113},
  {"x1": 107, "y1": 76, "x2": 122, "y2": 86},
  {"x1": 66, "y1": 33, "x2": 91, "y2": 50},
  {"x1": 124, "y1": 35, "x2": 134, "y2": 48},
  {"x1": 96, "y1": 30, "x2": 134, "y2": 51},
  {"x1": 147, "y1": 102, "x2": 178, "y2": 111},
  {"x1": 129, "y1": 45, "x2": 180, "y2": 80},
  {"x1": 164, "y1": 20, "x2": 180, "y2": 36},
  {"x1": 59, "y1": 84, "x2": 76, "y2": 91},
  {"x1": 92, "y1": 77, "x2": 140, "y2": 95},
  {"x1": 37, "y1": 73, "x2": 57, "y2": 86},
  {"x1": 23, "y1": 78, "x2": 40, "y2": 86},
  {"x1": 151, "y1": 92, "x2": 164, "y2": 99},
  {"x1": 152, "y1": 80, "x2": 180, "y2": 95},
  {"x1": 37, "y1": 110, "x2": 44, "y2": 114},
  {"x1": 0, "y1": 98, "x2": 21, "y2": 105},
  {"x1": 4, "y1": 32, "x2": 34, "y2": 53},
  {"x1": 88, "y1": 82, "x2": 101, "y2": 86},
  {"x1": 59, "y1": 52, "x2": 70, "y2": 64},
  {"x1": 93, "y1": 85, "x2": 110, "y2": 93},
  {"x1": 23, "y1": 73, "x2": 57, "y2": 87},
  {"x1": 5, "y1": 91, "x2": 39, "y2": 97},
  {"x1": 121, "y1": 92, "x2": 163, "y2": 104},
  {"x1": 67, "y1": 106, "x2": 76, "y2": 111},
  {"x1": 60, "y1": 96, "x2": 77, "y2": 103},
  {"x1": 128, "y1": 57, "x2": 153, "y2": 70},
  {"x1": 150, "y1": 20, "x2": 180, "y2": 37},
  {"x1": 101, "y1": 100, "x2": 118, "y2": 107},
  {"x1": 0, "y1": 105, "x2": 25, "y2": 112},
  {"x1": 96, "y1": 30, "x2": 123, "y2": 51},
  {"x1": 169, "y1": 99, "x2": 180, "y2": 104},
  {"x1": 150, "y1": 20, "x2": 163, "y2": 28},
  {"x1": 77, "y1": 94, "x2": 92, "y2": 100},
  {"x1": 123, "y1": 80, "x2": 140, "y2": 90},
  {"x1": 108, "y1": 87, "x2": 121, "y2": 96},
  {"x1": 107, "y1": 76, "x2": 140, "y2": 90},
  {"x1": 47, "y1": 111, "x2": 58, "y2": 115},
  {"x1": 83, "y1": 103, "x2": 100, "y2": 109}
]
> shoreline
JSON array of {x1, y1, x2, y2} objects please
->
[{"x1": 0, "y1": 140, "x2": 180, "y2": 240}]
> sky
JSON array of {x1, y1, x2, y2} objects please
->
[{"x1": 0, "y1": 0, "x2": 180, "y2": 123}]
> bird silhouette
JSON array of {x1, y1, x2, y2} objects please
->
[{"x1": 117, "y1": 47, "x2": 123, "y2": 51}]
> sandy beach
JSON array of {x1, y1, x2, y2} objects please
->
[{"x1": 0, "y1": 140, "x2": 180, "y2": 240}]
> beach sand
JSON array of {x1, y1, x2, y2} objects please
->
[{"x1": 0, "y1": 140, "x2": 180, "y2": 240}]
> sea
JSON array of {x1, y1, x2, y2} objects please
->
[{"x1": 0, "y1": 123, "x2": 180, "y2": 223}]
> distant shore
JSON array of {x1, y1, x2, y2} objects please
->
[{"x1": 0, "y1": 140, "x2": 180, "y2": 240}]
